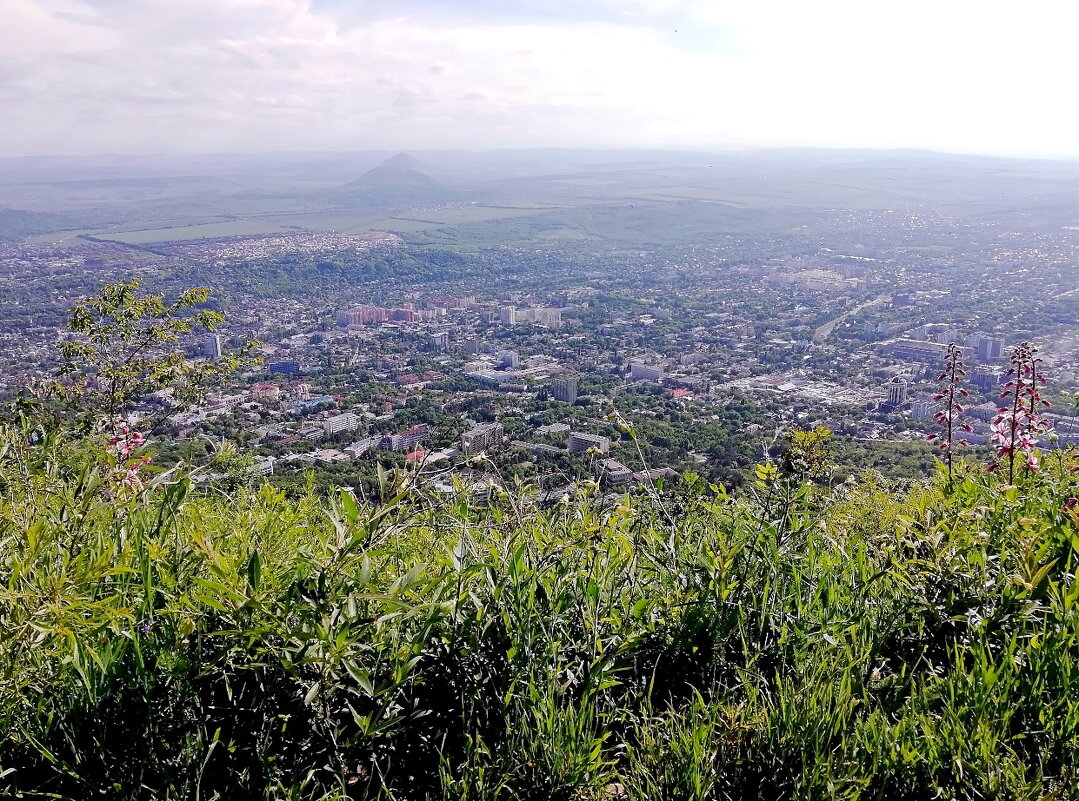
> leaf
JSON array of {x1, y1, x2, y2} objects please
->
[
  {"x1": 245, "y1": 550, "x2": 261, "y2": 592},
  {"x1": 340, "y1": 487, "x2": 359, "y2": 524}
]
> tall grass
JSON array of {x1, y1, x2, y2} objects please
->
[{"x1": 2, "y1": 421, "x2": 1079, "y2": 799}]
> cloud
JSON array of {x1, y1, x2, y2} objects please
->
[{"x1": 1, "y1": 0, "x2": 1078, "y2": 156}]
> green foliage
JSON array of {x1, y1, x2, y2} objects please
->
[
  {"x1": 3, "y1": 411, "x2": 1079, "y2": 799},
  {"x1": 49, "y1": 277, "x2": 258, "y2": 429}
]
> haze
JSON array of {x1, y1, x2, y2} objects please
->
[{"x1": 4, "y1": 0, "x2": 1078, "y2": 158}]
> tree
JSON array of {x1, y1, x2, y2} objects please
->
[{"x1": 49, "y1": 277, "x2": 258, "y2": 431}]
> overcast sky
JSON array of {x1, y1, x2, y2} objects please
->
[{"x1": 3, "y1": 0, "x2": 1078, "y2": 158}]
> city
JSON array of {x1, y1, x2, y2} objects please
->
[{"x1": 4, "y1": 200, "x2": 1079, "y2": 500}]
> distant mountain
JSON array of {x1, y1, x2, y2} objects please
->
[
  {"x1": 337, "y1": 153, "x2": 460, "y2": 206},
  {"x1": 345, "y1": 153, "x2": 441, "y2": 189}
]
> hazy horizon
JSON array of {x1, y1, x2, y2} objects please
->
[{"x1": 5, "y1": 0, "x2": 1079, "y2": 160}]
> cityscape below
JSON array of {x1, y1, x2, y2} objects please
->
[{"x1": 3, "y1": 147, "x2": 1079, "y2": 496}]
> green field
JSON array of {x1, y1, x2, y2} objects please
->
[
  {"x1": 62, "y1": 203, "x2": 577, "y2": 245},
  {"x1": 99, "y1": 219, "x2": 299, "y2": 244}
]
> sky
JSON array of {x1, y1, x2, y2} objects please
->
[{"x1": 2, "y1": 0, "x2": 1079, "y2": 158}]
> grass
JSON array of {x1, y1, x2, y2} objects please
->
[
  {"x1": 2, "y1": 417, "x2": 1079, "y2": 799},
  {"x1": 97, "y1": 219, "x2": 301, "y2": 244}
]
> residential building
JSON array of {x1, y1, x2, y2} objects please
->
[
  {"x1": 597, "y1": 458, "x2": 633, "y2": 487},
  {"x1": 269, "y1": 360, "x2": 301, "y2": 375},
  {"x1": 568, "y1": 431, "x2": 610, "y2": 454},
  {"x1": 344, "y1": 436, "x2": 381, "y2": 458},
  {"x1": 629, "y1": 361, "x2": 664, "y2": 382},
  {"x1": 551, "y1": 375, "x2": 578, "y2": 404},
  {"x1": 881, "y1": 339, "x2": 949, "y2": 363},
  {"x1": 883, "y1": 377, "x2": 908, "y2": 410},
  {"x1": 383, "y1": 425, "x2": 431, "y2": 451},
  {"x1": 202, "y1": 334, "x2": 222, "y2": 359},
  {"x1": 973, "y1": 365, "x2": 1005, "y2": 391},
  {"x1": 461, "y1": 422, "x2": 505, "y2": 455},
  {"x1": 323, "y1": 412, "x2": 361, "y2": 436},
  {"x1": 974, "y1": 336, "x2": 1006, "y2": 362}
]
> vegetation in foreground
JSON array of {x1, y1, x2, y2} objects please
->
[{"x1": 2, "y1": 411, "x2": 1079, "y2": 799}]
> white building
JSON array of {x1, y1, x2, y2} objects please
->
[
  {"x1": 323, "y1": 412, "x2": 361, "y2": 436},
  {"x1": 629, "y1": 361, "x2": 664, "y2": 382}
]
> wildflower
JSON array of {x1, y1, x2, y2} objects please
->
[
  {"x1": 990, "y1": 343, "x2": 1052, "y2": 483},
  {"x1": 931, "y1": 344, "x2": 971, "y2": 482}
]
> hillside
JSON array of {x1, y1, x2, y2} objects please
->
[
  {"x1": 2, "y1": 412, "x2": 1078, "y2": 799},
  {"x1": 338, "y1": 153, "x2": 459, "y2": 206}
]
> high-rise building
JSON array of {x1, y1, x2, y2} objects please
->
[
  {"x1": 500, "y1": 306, "x2": 516, "y2": 326},
  {"x1": 883, "y1": 377, "x2": 908, "y2": 411},
  {"x1": 202, "y1": 334, "x2": 223, "y2": 360},
  {"x1": 529, "y1": 308, "x2": 561, "y2": 327},
  {"x1": 460, "y1": 422, "x2": 505, "y2": 455},
  {"x1": 499, "y1": 351, "x2": 519, "y2": 369},
  {"x1": 430, "y1": 332, "x2": 449, "y2": 352},
  {"x1": 568, "y1": 431, "x2": 610, "y2": 454},
  {"x1": 975, "y1": 336, "x2": 1005, "y2": 362},
  {"x1": 337, "y1": 305, "x2": 389, "y2": 326},
  {"x1": 551, "y1": 376, "x2": 578, "y2": 404},
  {"x1": 463, "y1": 338, "x2": 481, "y2": 356},
  {"x1": 972, "y1": 365, "x2": 1005, "y2": 391}
]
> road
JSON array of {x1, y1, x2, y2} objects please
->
[{"x1": 812, "y1": 295, "x2": 890, "y2": 344}]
